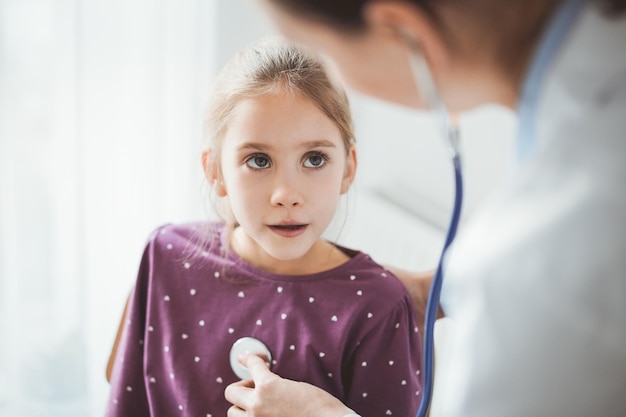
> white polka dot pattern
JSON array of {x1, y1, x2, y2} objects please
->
[{"x1": 106, "y1": 223, "x2": 423, "y2": 417}]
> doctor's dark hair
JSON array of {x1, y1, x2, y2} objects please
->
[{"x1": 268, "y1": 0, "x2": 626, "y2": 31}]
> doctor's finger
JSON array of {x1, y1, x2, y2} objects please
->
[
  {"x1": 224, "y1": 379, "x2": 255, "y2": 410},
  {"x1": 240, "y1": 354, "x2": 275, "y2": 384},
  {"x1": 227, "y1": 405, "x2": 248, "y2": 417}
]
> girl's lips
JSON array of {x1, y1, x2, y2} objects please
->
[{"x1": 268, "y1": 224, "x2": 308, "y2": 238}]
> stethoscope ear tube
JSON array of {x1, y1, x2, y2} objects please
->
[
  {"x1": 407, "y1": 47, "x2": 461, "y2": 159},
  {"x1": 408, "y1": 48, "x2": 464, "y2": 417}
]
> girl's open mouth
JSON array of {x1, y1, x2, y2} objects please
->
[{"x1": 268, "y1": 224, "x2": 308, "y2": 238}]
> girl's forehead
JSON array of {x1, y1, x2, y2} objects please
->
[{"x1": 221, "y1": 92, "x2": 345, "y2": 151}]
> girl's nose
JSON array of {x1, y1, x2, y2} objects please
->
[{"x1": 270, "y1": 182, "x2": 304, "y2": 207}]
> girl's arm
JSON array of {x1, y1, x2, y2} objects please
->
[
  {"x1": 106, "y1": 246, "x2": 152, "y2": 417},
  {"x1": 383, "y1": 266, "x2": 444, "y2": 332},
  {"x1": 106, "y1": 294, "x2": 130, "y2": 382},
  {"x1": 341, "y1": 297, "x2": 422, "y2": 417}
]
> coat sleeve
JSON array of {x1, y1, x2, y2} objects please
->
[
  {"x1": 105, "y1": 240, "x2": 153, "y2": 417},
  {"x1": 342, "y1": 296, "x2": 423, "y2": 417}
]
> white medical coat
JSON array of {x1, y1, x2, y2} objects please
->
[{"x1": 440, "y1": 2, "x2": 626, "y2": 416}]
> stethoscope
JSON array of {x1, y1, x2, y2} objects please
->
[
  {"x1": 228, "y1": 45, "x2": 463, "y2": 417},
  {"x1": 408, "y1": 45, "x2": 463, "y2": 417},
  {"x1": 229, "y1": 337, "x2": 272, "y2": 380}
]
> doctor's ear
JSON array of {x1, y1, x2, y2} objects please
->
[
  {"x1": 201, "y1": 149, "x2": 227, "y2": 197},
  {"x1": 362, "y1": 1, "x2": 449, "y2": 68}
]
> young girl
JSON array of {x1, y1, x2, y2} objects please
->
[{"x1": 106, "y1": 37, "x2": 422, "y2": 417}]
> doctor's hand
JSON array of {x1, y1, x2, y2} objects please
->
[{"x1": 225, "y1": 354, "x2": 353, "y2": 417}]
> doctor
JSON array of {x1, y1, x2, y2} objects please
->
[{"x1": 225, "y1": 1, "x2": 626, "y2": 416}]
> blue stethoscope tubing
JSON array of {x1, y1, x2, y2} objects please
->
[
  {"x1": 416, "y1": 150, "x2": 463, "y2": 417},
  {"x1": 408, "y1": 47, "x2": 464, "y2": 417}
]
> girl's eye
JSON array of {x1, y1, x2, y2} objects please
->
[
  {"x1": 303, "y1": 152, "x2": 327, "y2": 168},
  {"x1": 245, "y1": 154, "x2": 271, "y2": 169}
]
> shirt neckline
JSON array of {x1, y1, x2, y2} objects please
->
[{"x1": 219, "y1": 225, "x2": 368, "y2": 283}]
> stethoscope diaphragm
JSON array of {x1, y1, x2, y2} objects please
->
[{"x1": 229, "y1": 337, "x2": 272, "y2": 380}]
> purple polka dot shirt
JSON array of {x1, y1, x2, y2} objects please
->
[{"x1": 106, "y1": 222, "x2": 423, "y2": 417}]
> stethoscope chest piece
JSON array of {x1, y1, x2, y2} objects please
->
[{"x1": 229, "y1": 337, "x2": 272, "y2": 380}]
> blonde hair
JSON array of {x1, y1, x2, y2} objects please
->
[{"x1": 204, "y1": 36, "x2": 355, "y2": 158}]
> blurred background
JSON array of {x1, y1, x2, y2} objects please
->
[{"x1": 0, "y1": 0, "x2": 516, "y2": 415}]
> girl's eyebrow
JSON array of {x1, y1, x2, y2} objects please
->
[
  {"x1": 237, "y1": 142, "x2": 272, "y2": 152},
  {"x1": 301, "y1": 140, "x2": 337, "y2": 149},
  {"x1": 237, "y1": 140, "x2": 337, "y2": 152}
]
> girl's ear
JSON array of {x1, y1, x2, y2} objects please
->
[
  {"x1": 340, "y1": 146, "x2": 358, "y2": 194},
  {"x1": 201, "y1": 149, "x2": 227, "y2": 197}
]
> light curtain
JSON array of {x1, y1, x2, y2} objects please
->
[{"x1": 0, "y1": 0, "x2": 215, "y2": 415}]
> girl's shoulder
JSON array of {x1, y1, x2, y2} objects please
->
[
  {"x1": 146, "y1": 221, "x2": 226, "y2": 259},
  {"x1": 329, "y1": 244, "x2": 410, "y2": 301},
  {"x1": 319, "y1": 245, "x2": 417, "y2": 334}
]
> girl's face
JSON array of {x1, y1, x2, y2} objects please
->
[{"x1": 215, "y1": 92, "x2": 356, "y2": 271}]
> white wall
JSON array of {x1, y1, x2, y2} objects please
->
[{"x1": 346, "y1": 97, "x2": 517, "y2": 270}]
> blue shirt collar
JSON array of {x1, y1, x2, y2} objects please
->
[{"x1": 516, "y1": 0, "x2": 586, "y2": 162}]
